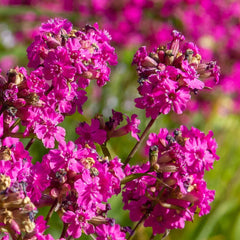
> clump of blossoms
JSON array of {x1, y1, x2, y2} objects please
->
[
  {"x1": 0, "y1": 18, "x2": 220, "y2": 240},
  {"x1": 122, "y1": 126, "x2": 219, "y2": 235},
  {"x1": 133, "y1": 30, "x2": 220, "y2": 119}
]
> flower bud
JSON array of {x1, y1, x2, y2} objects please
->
[
  {"x1": 13, "y1": 98, "x2": 26, "y2": 108},
  {"x1": 158, "y1": 152, "x2": 172, "y2": 163},
  {"x1": 149, "y1": 145, "x2": 158, "y2": 166},
  {"x1": 142, "y1": 56, "x2": 158, "y2": 68},
  {"x1": 158, "y1": 164, "x2": 178, "y2": 173},
  {"x1": 46, "y1": 36, "x2": 61, "y2": 48}
]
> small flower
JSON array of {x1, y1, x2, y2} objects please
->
[
  {"x1": 75, "y1": 119, "x2": 106, "y2": 147},
  {"x1": 95, "y1": 223, "x2": 126, "y2": 240},
  {"x1": 43, "y1": 47, "x2": 76, "y2": 83},
  {"x1": 62, "y1": 209, "x2": 95, "y2": 238},
  {"x1": 34, "y1": 108, "x2": 65, "y2": 148}
]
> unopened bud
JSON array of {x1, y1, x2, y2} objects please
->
[
  {"x1": 149, "y1": 52, "x2": 159, "y2": 62},
  {"x1": 13, "y1": 98, "x2": 26, "y2": 108},
  {"x1": 158, "y1": 164, "x2": 178, "y2": 173},
  {"x1": 81, "y1": 71, "x2": 93, "y2": 79},
  {"x1": 46, "y1": 37, "x2": 61, "y2": 48},
  {"x1": 165, "y1": 50, "x2": 174, "y2": 65},
  {"x1": 88, "y1": 216, "x2": 109, "y2": 226},
  {"x1": 142, "y1": 56, "x2": 158, "y2": 68},
  {"x1": 22, "y1": 219, "x2": 35, "y2": 233},
  {"x1": 158, "y1": 152, "x2": 172, "y2": 163},
  {"x1": 164, "y1": 178, "x2": 177, "y2": 186},
  {"x1": 149, "y1": 145, "x2": 158, "y2": 166},
  {"x1": 90, "y1": 167, "x2": 99, "y2": 177}
]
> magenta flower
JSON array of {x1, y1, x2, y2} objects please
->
[
  {"x1": 74, "y1": 170, "x2": 102, "y2": 210},
  {"x1": 135, "y1": 73, "x2": 191, "y2": 118},
  {"x1": 108, "y1": 113, "x2": 141, "y2": 140},
  {"x1": 27, "y1": 35, "x2": 48, "y2": 68},
  {"x1": 39, "y1": 18, "x2": 72, "y2": 35},
  {"x1": 26, "y1": 162, "x2": 50, "y2": 203},
  {"x1": 34, "y1": 108, "x2": 66, "y2": 148},
  {"x1": 62, "y1": 209, "x2": 94, "y2": 238},
  {"x1": 43, "y1": 47, "x2": 76, "y2": 83},
  {"x1": 96, "y1": 223, "x2": 126, "y2": 240},
  {"x1": 75, "y1": 119, "x2": 106, "y2": 147}
]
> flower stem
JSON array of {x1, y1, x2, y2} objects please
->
[
  {"x1": 127, "y1": 213, "x2": 147, "y2": 240},
  {"x1": 60, "y1": 223, "x2": 69, "y2": 238},
  {"x1": 25, "y1": 138, "x2": 35, "y2": 150},
  {"x1": 90, "y1": 234, "x2": 96, "y2": 240},
  {"x1": 123, "y1": 118, "x2": 156, "y2": 168},
  {"x1": 7, "y1": 132, "x2": 35, "y2": 139},
  {"x1": 45, "y1": 199, "x2": 58, "y2": 224},
  {"x1": 149, "y1": 233, "x2": 155, "y2": 240},
  {"x1": 9, "y1": 118, "x2": 21, "y2": 132},
  {"x1": 100, "y1": 142, "x2": 112, "y2": 159}
]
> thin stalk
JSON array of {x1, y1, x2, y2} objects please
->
[
  {"x1": 45, "y1": 199, "x2": 58, "y2": 224},
  {"x1": 25, "y1": 138, "x2": 35, "y2": 150},
  {"x1": 100, "y1": 142, "x2": 112, "y2": 159},
  {"x1": 8, "y1": 132, "x2": 35, "y2": 139},
  {"x1": 9, "y1": 118, "x2": 21, "y2": 132},
  {"x1": 127, "y1": 213, "x2": 147, "y2": 240},
  {"x1": 90, "y1": 234, "x2": 96, "y2": 240},
  {"x1": 149, "y1": 233, "x2": 155, "y2": 240},
  {"x1": 17, "y1": 234, "x2": 23, "y2": 240},
  {"x1": 60, "y1": 223, "x2": 69, "y2": 238},
  {"x1": 123, "y1": 118, "x2": 156, "y2": 168}
]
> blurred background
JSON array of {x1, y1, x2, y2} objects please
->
[{"x1": 0, "y1": 1, "x2": 240, "y2": 239}]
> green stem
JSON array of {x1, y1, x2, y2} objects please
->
[
  {"x1": 9, "y1": 118, "x2": 21, "y2": 132},
  {"x1": 121, "y1": 172, "x2": 172, "y2": 189},
  {"x1": 123, "y1": 118, "x2": 156, "y2": 168},
  {"x1": 25, "y1": 138, "x2": 35, "y2": 150},
  {"x1": 7, "y1": 132, "x2": 35, "y2": 139},
  {"x1": 100, "y1": 142, "x2": 112, "y2": 159},
  {"x1": 17, "y1": 234, "x2": 23, "y2": 240},
  {"x1": 90, "y1": 234, "x2": 96, "y2": 240},
  {"x1": 149, "y1": 233, "x2": 155, "y2": 240},
  {"x1": 45, "y1": 199, "x2": 58, "y2": 224}
]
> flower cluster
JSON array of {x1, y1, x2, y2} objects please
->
[
  {"x1": 0, "y1": 17, "x2": 220, "y2": 240},
  {"x1": 133, "y1": 30, "x2": 220, "y2": 119},
  {"x1": 0, "y1": 18, "x2": 128, "y2": 240},
  {"x1": 0, "y1": 18, "x2": 117, "y2": 149},
  {"x1": 123, "y1": 125, "x2": 219, "y2": 235},
  {"x1": 39, "y1": 142, "x2": 125, "y2": 239},
  {"x1": 75, "y1": 110, "x2": 141, "y2": 148}
]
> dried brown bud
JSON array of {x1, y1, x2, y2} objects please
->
[
  {"x1": 7, "y1": 69, "x2": 24, "y2": 85},
  {"x1": 82, "y1": 157, "x2": 95, "y2": 169},
  {"x1": 0, "y1": 146, "x2": 12, "y2": 161},
  {"x1": 0, "y1": 174, "x2": 11, "y2": 191}
]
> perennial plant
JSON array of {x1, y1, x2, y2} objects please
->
[{"x1": 0, "y1": 18, "x2": 220, "y2": 240}]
